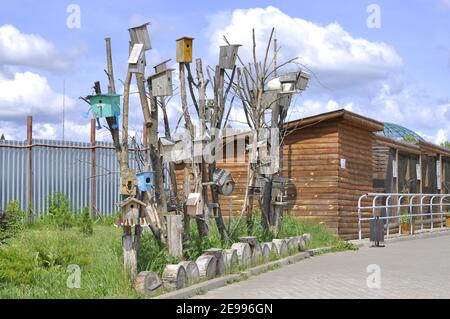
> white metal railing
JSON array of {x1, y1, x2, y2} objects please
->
[{"x1": 357, "y1": 193, "x2": 450, "y2": 240}]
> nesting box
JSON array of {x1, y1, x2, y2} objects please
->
[
  {"x1": 176, "y1": 37, "x2": 193, "y2": 63},
  {"x1": 154, "y1": 59, "x2": 171, "y2": 73},
  {"x1": 213, "y1": 169, "x2": 235, "y2": 196},
  {"x1": 136, "y1": 171, "x2": 154, "y2": 192},
  {"x1": 279, "y1": 73, "x2": 298, "y2": 94},
  {"x1": 116, "y1": 197, "x2": 147, "y2": 227},
  {"x1": 128, "y1": 22, "x2": 151, "y2": 50},
  {"x1": 150, "y1": 69, "x2": 174, "y2": 97},
  {"x1": 219, "y1": 45, "x2": 241, "y2": 69},
  {"x1": 159, "y1": 137, "x2": 175, "y2": 161},
  {"x1": 186, "y1": 193, "x2": 203, "y2": 217},
  {"x1": 87, "y1": 94, "x2": 121, "y2": 119},
  {"x1": 121, "y1": 168, "x2": 137, "y2": 196},
  {"x1": 128, "y1": 43, "x2": 146, "y2": 74},
  {"x1": 296, "y1": 70, "x2": 310, "y2": 91}
]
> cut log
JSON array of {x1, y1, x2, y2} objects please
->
[
  {"x1": 196, "y1": 255, "x2": 217, "y2": 280},
  {"x1": 303, "y1": 233, "x2": 312, "y2": 245},
  {"x1": 178, "y1": 261, "x2": 200, "y2": 284},
  {"x1": 296, "y1": 236, "x2": 307, "y2": 251},
  {"x1": 203, "y1": 248, "x2": 227, "y2": 276},
  {"x1": 251, "y1": 242, "x2": 263, "y2": 265},
  {"x1": 166, "y1": 215, "x2": 183, "y2": 258},
  {"x1": 231, "y1": 242, "x2": 251, "y2": 267},
  {"x1": 287, "y1": 237, "x2": 298, "y2": 254},
  {"x1": 162, "y1": 264, "x2": 187, "y2": 289},
  {"x1": 272, "y1": 239, "x2": 288, "y2": 257},
  {"x1": 225, "y1": 249, "x2": 239, "y2": 270},
  {"x1": 261, "y1": 243, "x2": 271, "y2": 262},
  {"x1": 134, "y1": 271, "x2": 162, "y2": 295},
  {"x1": 122, "y1": 234, "x2": 137, "y2": 280},
  {"x1": 262, "y1": 242, "x2": 278, "y2": 259},
  {"x1": 239, "y1": 236, "x2": 258, "y2": 248}
]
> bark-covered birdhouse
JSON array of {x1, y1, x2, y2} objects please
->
[
  {"x1": 136, "y1": 171, "x2": 154, "y2": 192},
  {"x1": 186, "y1": 192, "x2": 203, "y2": 217},
  {"x1": 128, "y1": 43, "x2": 146, "y2": 74},
  {"x1": 176, "y1": 37, "x2": 193, "y2": 63},
  {"x1": 213, "y1": 169, "x2": 235, "y2": 196},
  {"x1": 115, "y1": 197, "x2": 147, "y2": 227},
  {"x1": 121, "y1": 168, "x2": 137, "y2": 196},
  {"x1": 128, "y1": 22, "x2": 151, "y2": 50},
  {"x1": 87, "y1": 94, "x2": 121, "y2": 119},
  {"x1": 219, "y1": 44, "x2": 241, "y2": 69},
  {"x1": 150, "y1": 68, "x2": 174, "y2": 97}
]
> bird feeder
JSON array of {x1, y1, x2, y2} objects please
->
[
  {"x1": 128, "y1": 43, "x2": 146, "y2": 74},
  {"x1": 86, "y1": 94, "x2": 121, "y2": 119},
  {"x1": 128, "y1": 22, "x2": 151, "y2": 50},
  {"x1": 120, "y1": 168, "x2": 137, "y2": 196},
  {"x1": 213, "y1": 169, "x2": 235, "y2": 196},
  {"x1": 150, "y1": 68, "x2": 175, "y2": 97},
  {"x1": 115, "y1": 197, "x2": 148, "y2": 227},
  {"x1": 186, "y1": 192, "x2": 203, "y2": 217},
  {"x1": 154, "y1": 59, "x2": 171, "y2": 73},
  {"x1": 176, "y1": 37, "x2": 193, "y2": 63},
  {"x1": 136, "y1": 171, "x2": 154, "y2": 192},
  {"x1": 219, "y1": 44, "x2": 241, "y2": 69}
]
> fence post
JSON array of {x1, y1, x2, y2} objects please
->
[
  {"x1": 90, "y1": 119, "x2": 96, "y2": 218},
  {"x1": 27, "y1": 116, "x2": 33, "y2": 222}
]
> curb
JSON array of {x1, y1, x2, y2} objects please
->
[{"x1": 154, "y1": 248, "x2": 330, "y2": 299}]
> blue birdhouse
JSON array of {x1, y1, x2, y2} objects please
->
[
  {"x1": 136, "y1": 171, "x2": 154, "y2": 192},
  {"x1": 86, "y1": 94, "x2": 121, "y2": 119}
]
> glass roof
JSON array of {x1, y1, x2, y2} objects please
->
[{"x1": 377, "y1": 122, "x2": 424, "y2": 142}]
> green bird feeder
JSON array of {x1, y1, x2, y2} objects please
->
[{"x1": 87, "y1": 94, "x2": 121, "y2": 119}]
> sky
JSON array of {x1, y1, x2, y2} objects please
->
[{"x1": 0, "y1": 0, "x2": 449, "y2": 144}]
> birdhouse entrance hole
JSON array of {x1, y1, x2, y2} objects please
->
[{"x1": 127, "y1": 181, "x2": 133, "y2": 191}]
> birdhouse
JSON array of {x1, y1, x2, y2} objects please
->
[
  {"x1": 213, "y1": 169, "x2": 235, "y2": 196},
  {"x1": 87, "y1": 94, "x2": 121, "y2": 119},
  {"x1": 150, "y1": 68, "x2": 174, "y2": 97},
  {"x1": 128, "y1": 22, "x2": 151, "y2": 50},
  {"x1": 219, "y1": 45, "x2": 241, "y2": 69},
  {"x1": 176, "y1": 37, "x2": 193, "y2": 63},
  {"x1": 186, "y1": 192, "x2": 203, "y2": 217},
  {"x1": 153, "y1": 59, "x2": 171, "y2": 73},
  {"x1": 120, "y1": 168, "x2": 137, "y2": 196},
  {"x1": 159, "y1": 137, "x2": 175, "y2": 161},
  {"x1": 279, "y1": 73, "x2": 298, "y2": 94},
  {"x1": 136, "y1": 171, "x2": 154, "y2": 192},
  {"x1": 128, "y1": 43, "x2": 146, "y2": 74},
  {"x1": 296, "y1": 70, "x2": 310, "y2": 91},
  {"x1": 115, "y1": 197, "x2": 147, "y2": 227}
]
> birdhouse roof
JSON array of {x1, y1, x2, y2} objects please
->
[
  {"x1": 116, "y1": 197, "x2": 146, "y2": 208},
  {"x1": 176, "y1": 36, "x2": 194, "y2": 41},
  {"x1": 153, "y1": 59, "x2": 172, "y2": 69},
  {"x1": 159, "y1": 137, "x2": 175, "y2": 146},
  {"x1": 186, "y1": 193, "x2": 201, "y2": 206},
  {"x1": 149, "y1": 68, "x2": 175, "y2": 79},
  {"x1": 128, "y1": 22, "x2": 151, "y2": 31}
]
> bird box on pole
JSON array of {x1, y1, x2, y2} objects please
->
[
  {"x1": 128, "y1": 43, "x2": 146, "y2": 74},
  {"x1": 128, "y1": 22, "x2": 151, "y2": 50},
  {"x1": 120, "y1": 168, "x2": 137, "y2": 196},
  {"x1": 176, "y1": 37, "x2": 194, "y2": 63},
  {"x1": 153, "y1": 59, "x2": 171, "y2": 73},
  {"x1": 219, "y1": 44, "x2": 241, "y2": 69},
  {"x1": 149, "y1": 68, "x2": 175, "y2": 97}
]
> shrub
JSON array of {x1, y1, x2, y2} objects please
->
[
  {"x1": 79, "y1": 208, "x2": 93, "y2": 236},
  {"x1": 0, "y1": 201, "x2": 25, "y2": 243},
  {"x1": 46, "y1": 193, "x2": 75, "y2": 229}
]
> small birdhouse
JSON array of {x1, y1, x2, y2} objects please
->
[
  {"x1": 296, "y1": 70, "x2": 310, "y2": 91},
  {"x1": 153, "y1": 59, "x2": 171, "y2": 73},
  {"x1": 159, "y1": 137, "x2": 175, "y2": 161},
  {"x1": 176, "y1": 37, "x2": 193, "y2": 63},
  {"x1": 121, "y1": 168, "x2": 137, "y2": 196},
  {"x1": 87, "y1": 94, "x2": 121, "y2": 119},
  {"x1": 136, "y1": 171, "x2": 154, "y2": 192},
  {"x1": 213, "y1": 169, "x2": 235, "y2": 196},
  {"x1": 219, "y1": 44, "x2": 241, "y2": 69},
  {"x1": 150, "y1": 68, "x2": 174, "y2": 97},
  {"x1": 186, "y1": 192, "x2": 203, "y2": 217},
  {"x1": 116, "y1": 197, "x2": 147, "y2": 227},
  {"x1": 128, "y1": 22, "x2": 151, "y2": 50},
  {"x1": 128, "y1": 43, "x2": 146, "y2": 74},
  {"x1": 279, "y1": 73, "x2": 298, "y2": 94}
]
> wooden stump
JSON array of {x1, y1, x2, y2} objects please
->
[
  {"x1": 178, "y1": 261, "x2": 200, "y2": 284},
  {"x1": 262, "y1": 242, "x2": 278, "y2": 259},
  {"x1": 134, "y1": 271, "x2": 162, "y2": 295},
  {"x1": 296, "y1": 236, "x2": 307, "y2": 251},
  {"x1": 303, "y1": 233, "x2": 312, "y2": 245},
  {"x1": 203, "y1": 248, "x2": 227, "y2": 276},
  {"x1": 287, "y1": 237, "x2": 298, "y2": 254},
  {"x1": 122, "y1": 234, "x2": 137, "y2": 280},
  {"x1": 272, "y1": 239, "x2": 288, "y2": 257},
  {"x1": 251, "y1": 243, "x2": 263, "y2": 265},
  {"x1": 261, "y1": 243, "x2": 271, "y2": 262},
  {"x1": 196, "y1": 255, "x2": 217, "y2": 280},
  {"x1": 239, "y1": 236, "x2": 258, "y2": 247},
  {"x1": 162, "y1": 264, "x2": 187, "y2": 289},
  {"x1": 166, "y1": 215, "x2": 183, "y2": 258},
  {"x1": 225, "y1": 249, "x2": 239, "y2": 270},
  {"x1": 231, "y1": 242, "x2": 251, "y2": 267}
]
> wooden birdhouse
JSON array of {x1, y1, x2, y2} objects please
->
[
  {"x1": 279, "y1": 73, "x2": 298, "y2": 94},
  {"x1": 176, "y1": 37, "x2": 193, "y2": 63},
  {"x1": 120, "y1": 168, "x2": 137, "y2": 196},
  {"x1": 153, "y1": 59, "x2": 171, "y2": 73},
  {"x1": 159, "y1": 137, "x2": 175, "y2": 161},
  {"x1": 150, "y1": 68, "x2": 174, "y2": 97},
  {"x1": 116, "y1": 197, "x2": 147, "y2": 227},
  {"x1": 213, "y1": 169, "x2": 235, "y2": 196},
  {"x1": 136, "y1": 171, "x2": 154, "y2": 192},
  {"x1": 128, "y1": 43, "x2": 146, "y2": 74},
  {"x1": 219, "y1": 45, "x2": 241, "y2": 69},
  {"x1": 186, "y1": 193, "x2": 203, "y2": 217},
  {"x1": 87, "y1": 94, "x2": 121, "y2": 119},
  {"x1": 128, "y1": 22, "x2": 151, "y2": 50},
  {"x1": 296, "y1": 70, "x2": 310, "y2": 91}
]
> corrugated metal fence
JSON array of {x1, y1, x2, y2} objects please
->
[{"x1": 0, "y1": 138, "x2": 140, "y2": 217}]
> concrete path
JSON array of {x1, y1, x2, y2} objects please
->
[{"x1": 193, "y1": 233, "x2": 450, "y2": 299}]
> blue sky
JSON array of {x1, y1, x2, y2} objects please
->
[{"x1": 0, "y1": 0, "x2": 449, "y2": 143}]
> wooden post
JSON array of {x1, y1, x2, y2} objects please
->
[
  {"x1": 105, "y1": 38, "x2": 116, "y2": 94},
  {"x1": 166, "y1": 214, "x2": 183, "y2": 258},
  {"x1": 27, "y1": 116, "x2": 33, "y2": 222},
  {"x1": 90, "y1": 119, "x2": 96, "y2": 218}
]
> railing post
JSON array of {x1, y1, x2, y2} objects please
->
[
  {"x1": 398, "y1": 195, "x2": 404, "y2": 236},
  {"x1": 409, "y1": 195, "x2": 415, "y2": 235},
  {"x1": 90, "y1": 119, "x2": 96, "y2": 218},
  {"x1": 386, "y1": 195, "x2": 391, "y2": 238},
  {"x1": 27, "y1": 116, "x2": 33, "y2": 222}
]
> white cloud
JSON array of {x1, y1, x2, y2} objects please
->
[
  {"x1": 435, "y1": 128, "x2": 449, "y2": 145},
  {"x1": 0, "y1": 24, "x2": 70, "y2": 72}
]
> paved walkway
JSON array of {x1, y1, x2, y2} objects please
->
[{"x1": 193, "y1": 233, "x2": 450, "y2": 299}]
